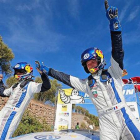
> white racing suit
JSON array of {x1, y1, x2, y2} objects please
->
[
  {"x1": 47, "y1": 31, "x2": 140, "y2": 140},
  {"x1": 0, "y1": 73, "x2": 51, "y2": 140}
]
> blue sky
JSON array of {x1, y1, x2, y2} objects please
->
[{"x1": 0, "y1": 0, "x2": 140, "y2": 116}]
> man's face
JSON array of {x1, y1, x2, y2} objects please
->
[
  {"x1": 0, "y1": 74, "x2": 3, "y2": 81},
  {"x1": 86, "y1": 59, "x2": 98, "y2": 71},
  {"x1": 14, "y1": 70, "x2": 25, "y2": 80},
  {"x1": 16, "y1": 72, "x2": 24, "y2": 75}
]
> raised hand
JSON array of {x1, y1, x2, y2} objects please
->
[
  {"x1": 35, "y1": 61, "x2": 50, "y2": 74},
  {"x1": 35, "y1": 61, "x2": 43, "y2": 74},
  {"x1": 104, "y1": 0, "x2": 121, "y2": 31}
]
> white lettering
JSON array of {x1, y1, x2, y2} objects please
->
[{"x1": 123, "y1": 89, "x2": 134, "y2": 95}]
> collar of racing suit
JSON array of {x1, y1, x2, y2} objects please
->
[
  {"x1": 92, "y1": 69, "x2": 102, "y2": 79},
  {"x1": 12, "y1": 78, "x2": 33, "y2": 89},
  {"x1": 88, "y1": 69, "x2": 111, "y2": 87}
]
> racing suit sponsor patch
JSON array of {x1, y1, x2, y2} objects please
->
[{"x1": 92, "y1": 90, "x2": 98, "y2": 98}]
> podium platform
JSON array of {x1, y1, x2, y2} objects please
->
[{"x1": 11, "y1": 130, "x2": 100, "y2": 140}]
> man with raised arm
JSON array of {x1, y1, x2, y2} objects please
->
[
  {"x1": 37, "y1": 1, "x2": 140, "y2": 140},
  {"x1": 0, "y1": 62, "x2": 51, "y2": 140}
]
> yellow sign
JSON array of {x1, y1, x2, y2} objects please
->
[
  {"x1": 58, "y1": 125, "x2": 68, "y2": 131},
  {"x1": 58, "y1": 88, "x2": 73, "y2": 104},
  {"x1": 61, "y1": 105, "x2": 67, "y2": 112}
]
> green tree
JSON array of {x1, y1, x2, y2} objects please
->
[
  {"x1": 6, "y1": 76, "x2": 18, "y2": 88},
  {"x1": 34, "y1": 78, "x2": 61, "y2": 103},
  {"x1": 35, "y1": 76, "x2": 42, "y2": 83},
  {"x1": 85, "y1": 110, "x2": 89, "y2": 116},
  {"x1": 0, "y1": 36, "x2": 14, "y2": 76},
  {"x1": 75, "y1": 105, "x2": 99, "y2": 127},
  {"x1": 80, "y1": 108, "x2": 86, "y2": 115},
  {"x1": 75, "y1": 106, "x2": 86, "y2": 114},
  {"x1": 13, "y1": 110, "x2": 52, "y2": 137}
]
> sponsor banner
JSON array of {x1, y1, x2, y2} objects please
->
[
  {"x1": 58, "y1": 125, "x2": 68, "y2": 131},
  {"x1": 55, "y1": 89, "x2": 72, "y2": 131},
  {"x1": 58, "y1": 88, "x2": 92, "y2": 104},
  {"x1": 61, "y1": 105, "x2": 67, "y2": 112},
  {"x1": 123, "y1": 84, "x2": 136, "y2": 102},
  {"x1": 55, "y1": 88, "x2": 92, "y2": 131},
  {"x1": 59, "y1": 112, "x2": 69, "y2": 117},
  {"x1": 57, "y1": 85, "x2": 137, "y2": 105},
  {"x1": 58, "y1": 85, "x2": 138, "y2": 104},
  {"x1": 54, "y1": 103, "x2": 72, "y2": 131},
  {"x1": 58, "y1": 89, "x2": 73, "y2": 104}
]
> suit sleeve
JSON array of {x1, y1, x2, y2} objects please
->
[
  {"x1": 48, "y1": 68, "x2": 88, "y2": 93},
  {"x1": 109, "y1": 31, "x2": 124, "y2": 78},
  {"x1": 32, "y1": 72, "x2": 51, "y2": 93},
  {"x1": 0, "y1": 80, "x2": 12, "y2": 97},
  {"x1": 40, "y1": 72, "x2": 51, "y2": 92},
  {"x1": 0, "y1": 81, "x2": 6, "y2": 97}
]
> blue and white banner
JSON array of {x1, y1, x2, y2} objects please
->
[
  {"x1": 123, "y1": 84, "x2": 136, "y2": 102},
  {"x1": 123, "y1": 84, "x2": 139, "y2": 120},
  {"x1": 57, "y1": 85, "x2": 137, "y2": 104}
]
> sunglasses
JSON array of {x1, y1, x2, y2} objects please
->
[{"x1": 15, "y1": 69, "x2": 26, "y2": 74}]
